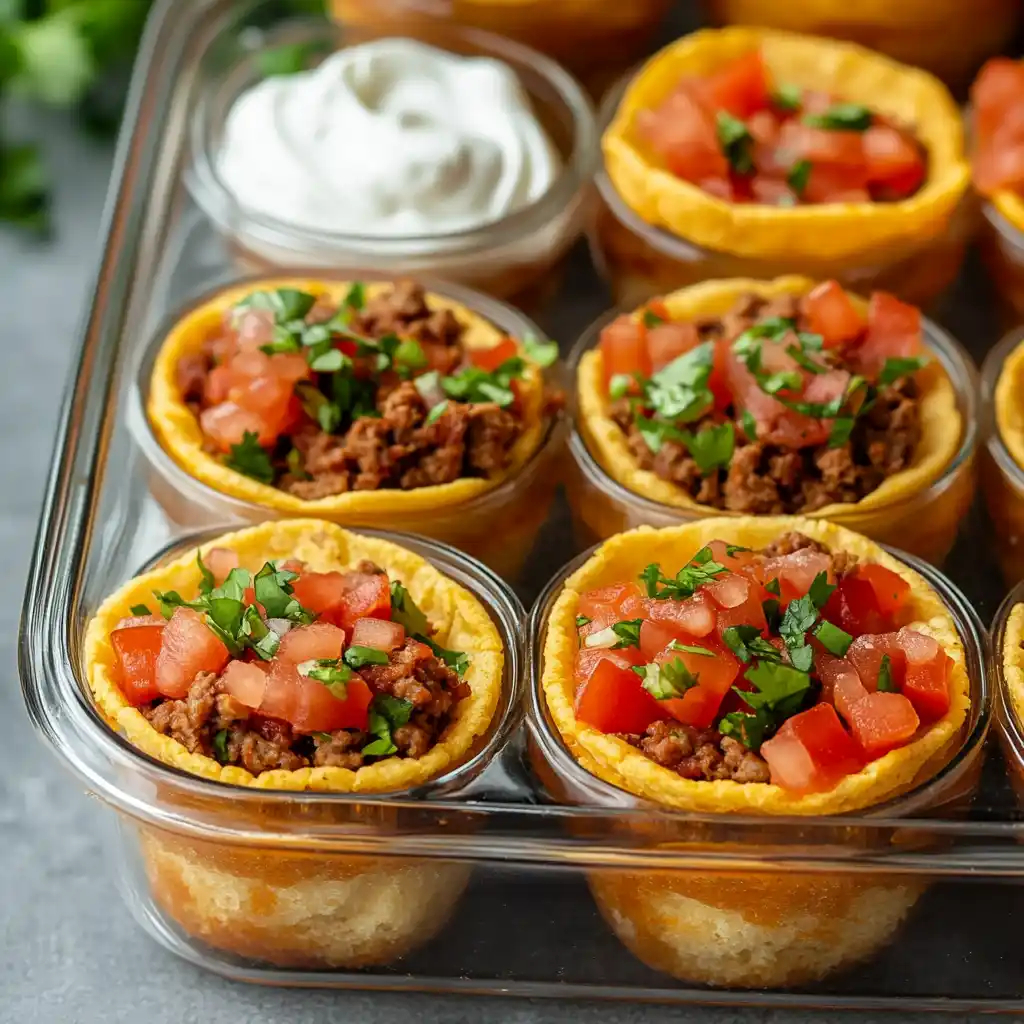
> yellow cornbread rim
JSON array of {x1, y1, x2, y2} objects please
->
[
  {"x1": 148, "y1": 278, "x2": 548, "y2": 517},
  {"x1": 1001, "y1": 603, "x2": 1024, "y2": 736},
  {"x1": 540, "y1": 516, "x2": 970, "y2": 815},
  {"x1": 83, "y1": 519, "x2": 504, "y2": 792},
  {"x1": 715, "y1": 0, "x2": 999, "y2": 27},
  {"x1": 577, "y1": 275, "x2": 961, "y2": 523},
  {"x1": 603, "y1": 27, "x2": 969, "y2": 261},
  {"x1": 994, "y1": 336, "x2": 1024, "y2": 473}
]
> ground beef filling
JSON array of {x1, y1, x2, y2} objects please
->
[
  {"x1": 619, "y1": 721, "x2": 771, "y2": 783},
  {"x1": 179, "y1": 279, "x2": 527, "y2": 498},
  {"x1": 142, "y1": 639, "x2": 468, "y2": 774},
  {"x1": 611, "y1": 293, "x2": 923, "y2": 515}
]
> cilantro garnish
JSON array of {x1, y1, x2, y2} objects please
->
[
  {"x1": 299, "y1": 658, "x2": 353, "y2": 700},
  {"x1": 441, "y1": 358, "x2": 525, "y2": 408},
  {"x1": 726, "y1": 544, "x2": 751, "y2": 557},
  {"x1": 389, "y1": 581, "x2": 430, "y2": 636},
  {"x1": 212, "y1": 730, "x2": 230, "y2": 764},
  {"x1": 876, "y1": 654, "x2": 897, "y2": 692},
  {"x1": 764, "y1": 578, "x2": 781, "y2": 596},
  {"x1": 609, "y1": 373, "x2": 635, "y2": 400},
  {"x1": 425, "y1": 400, "x2": 448, "y2": 425},
  {"x1": 413, "y1": 633, "x2": 470, "y2": 677},
  {"x1": 741, "y1": 410, "x2": 758, "y2": 441},
  {"x1": 814, "y1": 619, "x2": 853, "y2": 657},
  {"x1": 610, "y1": 619, "x2": 644, "y2": 649},
  {"x1": 668, "y1": 640, "x2": 714, "y2": 656},
  {"x1": 286, "y1": 447, "x2": 309, "y2": 480},
  {"x1": 196, "y1": 552, "x2": 215, "y2": 595},
  {"x1": 721, "y1": 624, "x2": 782, "y2": 664},
  {"x1": 787, "y1": 158, "x2": 812, "y2": 198},
  {"x1": 716, "y1": 111, "x2": 754, "y2": 174},
  {"x1": 878, "y1": 356, "x2": 927, "y2": 386},
  {"x1": 523, "y1": 334, "x2": 559, "y2": 367},
  {"x1": 680, "y1": 421, "x2": 735, "y2": 476},
  {"x1": 576, "y1": 615, "x2": 592, "y2": 629},
  {"x1": 803, "y1": 103, "x2": 872, "y2": 132},
  {"x1": 639, "y1": 550, "x2": 727, "y2": 600},
  {"x1": 129, "y1": 604, "x2": 152, "y2": 616},
  {"x1": 344, "y1": 281, "x2": 365, "y2": 311},
  {"x1": 638, "y1": 658, "x2": 700, "y2": 700},
  {"x1": 739, "y1": 661, "x2": 812, "y2": 716},
  {"x1": 777, "y1": 572, "x2": 835, "y2": 671},
  {"x1": 719, "y1": 708, "x2": 773, "y2": 750},
  {"x1": 254, "y1": 563, "x2": 314, "y2": 623},
  {"x1": 225, "y1": 432, "x2": 275, "y2": 484},
  {"x1": 642, "y1": 308, "x2": 665, "y2": 328},
  {"x1": 361, "y1": 694, "x2": 415, "y2": 757},
  {"x1": 343, "y1": 645, "x2": 390, "y2": 669},
  {"x1": 808, "y1": 571, "x2": 837, "y2": 609},
  {"x1": 772, "y1": 83, "x2": 802, "y2": 112},
  {"x1": 236, "y1": 287, "x2": 316, "y2": 323}
]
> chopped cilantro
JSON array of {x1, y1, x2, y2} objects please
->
[
  {"x1": 425, "y1": 400, "x2": 449, "y2": 425},
  {"x1": 786, "y1": 343, "x2": 827, "y2": 375},
  {"x1": 787, "y1": 158, "x2": 812, "y2": 197},
  {"x1": 299, "y1": 658, "x2": 353, "y2": 699},
  {"x1": 762, "y1": 597, "x2": 781, "y2": 631},
  {"x1": 343, "y1": 645, "x2": 390, "y2": 669},
  {"x1": 777, "y1": 593, "x2": 817, "y2": 639},
  {"x1": 638, "y1": 554, "x2": 727, "y2": 600},
  {"x1": 212, "y1": 730, "x2": 230, "y2": 763},
  {"x1": 876, "y1": 654, "x2": 897, "y2": 692},
  {"x1": 295, "y1": 381, "x2": 342, "y2": 435},
  {"x1": 803, "y1": 103, "x2": 872, "y2": 132},
  {"x1": 236, "y1": 287, "x2": 316, "y2": 323},
  {"x1": 739, "y1": 661, "x2": 812, "y2": 717},
  {"x1": 681, "y1": 421, "x2": 735, "y2": 476},
  {"x1": 828, "y1": 417, "x2": 856, "y2": 448},
  {"x1": 719, "y1": 708, "x2": 773, "y2": 750},
  {"x1": 253, "y1": 562, "x2": 313, "y2": 623},
  {"x1": 344, "y1": 281, "x2": 366, "y2": 310},
  {"x1": 414, "y1": 633, "x2": 470, "y2": 677},
  {"x1": 814, "y1": 619, "x2": 853, "y2": 657},
  {"x1": 225, "y1": 432, "x2": 275, "y2": 484},
  {"x1": 523, "y1": 334, "x2": 559, "y2": 367},
  {"x1": 608, "y1": 373, "x2": 634, "y2": 400},
  {"x1": 285, "y1": 447, "x2": 310, "y2": 480},
  {"x1": 309, "y1": 347, "x2": 346, "y2": 373},
  {"x1": 808, "y1": 571, "x2": 836, "y2": 609},
  {"x1": 129, "y1": 604, "x2": 152, "y2": 616},
  {"x1": 389, "y1": 581, "x2": 430, "y2": 636},
  {"x1": 667, "y1": 640, "x2": 714, "y2": 656},
  {"x1": 196, "y1": 552, "x2": 215, "y2": 595},
  {"x1": 441, "y1": 358, "x2": 524, "y2": 408},
  {"x1": 642, "y1": 308, "x2": 665, "y2": 328},
  {"x1": 394, "y1": 339, "x2": 428, "y2": 375},
  {"x1": 576, "y1": 615, "x2": 592, "y2": 629},
  {"x1": 610, "y1": 618, "x2": 644, "y2": 649},
  {"x1": 741, "y1": 410, "x2": 758, "y2": 441},
  {"x1": 725, "y1": 544, "x2": 751, "y2": 557},
  {"x1": 361, "y1": 694, "x2": 415, "y2": 757},
  {"x1": 773, "y1": 83, "x2": 802, "y2": 112},
  {"x1": 722, "y1": 624, "x2": 782, "y2": 664},
  {"x1": 639, "y1": 658, "x2": 700, "y2": 700},
  {"x1": 716, "y1": 111, "x2": 754, "y2": 174},
  {"x1": 764, "y1": 578, "x2": 782, "y2": 596},
  {"x1": 878, "y1": 356, "x2": 927, "y2": 386}
]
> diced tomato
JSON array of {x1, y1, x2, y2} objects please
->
[
  {"x1": 646, "y1": 321, "x2": 701, "y2": 371},
  {"x1": 855, "y1": 292, "x2": 923, "y2": 380},
  {"x1": 268, "y1": 352, "x2": 312, "y2": 384},
  {"x1": 575, "y1": 657, "x2": 664, "y2": 734},
  {"x1": 638, "y1": 619, "x2": 685, "y2": 661},
  {"x1": 698, "y1": 176, "x2": 734, "y2": 201},
  {"x1": 469, "y1": 337, "x2": 519, "y2": 373},
  {"x1": 275, "y1": 622, "x2": 346, "y2": 664},
  {"x1": 974, "y1": 58, "x2": 1024, "y2": 132},
  {"x1": 862, "y1": 126, "x2": 924, "y2": 185},
  {"x1": 199, "y1": 401, "x2": 273, "y2": 451},
  {"x1": 759, "y1": 548, "x2": 832, "y2": 604},
  {"x1": 703, "y1": 571, "x2": 750, "y2": 611},
  {"x1": 111, "y1": 624, "x2": 165, "y2": 705},
  {"x1": 234, "y1": 373, "x2": 294, "y2": 427},
  {"x1": 290, "y1": 570, "x2": 391, "y2": 630},
  {"x1": 154, "y1": 607, "x2": 230, "y2": 699},
  {"x1": 707, "y1": 540, "x2": 757, "y2": 571},
  {"x1": 749, "y1": 176, "x2": 796, "y2": 206},
  {"x1": 855, "y1": 564, "x2": 910, "y2": 617},
  {"x1": 823, "y1": 574, "x2": 890, "y2": 636},
  {"x1": 778, "y1": 121, "x2": 866, "y2": 167},
  {"x1": 234, "y1": 307, "x2": 275, "y2": 350},
  {"x1": 709, "y1": 337, "x2": 733, "y2": 411},
  {"x1": 219, "y1": 660, "x2": 268, "y2": 710},
  {"x1": 654, "y1": 636, "x2": 741, "y2": 728},
  {"x1": 261, "y1": 660, "x2": 372, "y2": 733},
  {"x1": 638, "y1": 87, "x2": 729, "y2": 183},
  {"x1": 114, "y1": 614, "x2": 165, "y2": 630},
  {"x1": 599, "y1": 315, "x2": 652, "y2": 388},
  {"x1": 846, "y1": 632, "x2": 907, "y2": 692},
  {"x1": 204, "y1": 547, "x2": 240, "y2": 585},
  {"x1": 692, "y1": 49, "x2": 769, "y2": 118},
  {"x1": 578, "y1": 583, "x2": 644, "y2": 626},
  {"x1": 574, "y1": 648, "x2": 645, "y2": 688},
  {"x1": 801, "y1": 162, "x2": 871, "y2": 204},
  {"x1": 803, "y1": 280, "x2": 864, "y2": 348},
  {"x1": 351, "y1": 617, "x2": 405, "y2": 651},
  {"x1": 760, "y1": 703, "x2": 865, "y2": 793},
  {"x1": 974, "y1": 142, "x2": 1024, "y2": 195},
  {"x1": 816, "y1": 649, "x2": 866, "y2": 711},
  {"x1": 709, "y1": 575, "x2": 770, "y2": 635},
  {"x1": 841, "y1": 691, "x2": 920, "y2": 757},
  {"x1": 747, "y1": 109, "x2": 779, "y2": 146},
  {"x1": 646, "y1": 591, "x2": 717, "y2": 638},
  {"x1": 204, "y1": 364, "x2": 233, "y2": 406},
  {"x1": 897, "y1": 627, "x2": 952, "y2": 722}
]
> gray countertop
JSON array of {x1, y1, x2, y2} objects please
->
[{"x1": 0, "y1": 104, "x2": 991, "y2": 1024}]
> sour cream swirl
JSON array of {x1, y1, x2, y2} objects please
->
[{"x1": 216, "y1": 37, "x2": 561, "y2": 238}]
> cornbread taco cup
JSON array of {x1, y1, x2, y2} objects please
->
[
  {"x1": 142, "y1": 276, "x2": 564, "y2": 579},
  {"x1": 570, "y1": 276, "x2": 973, "y2": 563},
  {"x1": 994, "y1": 592, "x2": 1024, "y2": 806},
  {"x1": 536, "y1": 517, "x2": 976, "y2": 987},
  {"x1": 707, "y1": 0, "x2": 1019, "y2": 91},
  {"x1": 84, "y1": 519, "x2": 507, "y2": 967}
]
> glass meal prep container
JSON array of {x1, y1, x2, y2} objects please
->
[
  {"x1": 130, "y1": 271, "x2": 567, "y2": 585},
  {"x1": 325, "y1": 0, "x2": 673, "y2": 98},
  {"x1": 705, "y1": 0, "x2": 1020, "y2": 93},
  {"x1": 525, "y1": 524, "x2": 991, "y2": 990},
  {"x1": 187, "y1": 7, "x2": 597, "y2": 315},
  {"x1": 19, "y1": 0, "x2": 1024, "y2": 1009},
  {"x1": 563, "y1": 283, "x2": 978, "y2": 567},
  {"x1": 590, "y1": 29, "x2": 976, "y2": 311}
]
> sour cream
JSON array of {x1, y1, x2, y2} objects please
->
[{"x1": 216, "y1": 37, "x2": 562, "y2": 239}]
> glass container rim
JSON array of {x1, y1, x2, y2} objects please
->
[{"x1": 980, "y1": 323, "x2": 1024, "y2": 493}]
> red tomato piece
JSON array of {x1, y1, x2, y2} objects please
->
[
  {"x1": 219, "y1": 660, "x2": 268, "y2": 710},
  {"x1": 816, "y1": 649, "x2": 866, "y2": 711},
  {"x1": 204, "y1": 547, "x2": 240, "y2": 585},
  {"x1": 350, "y1": 617, "x2": 405, "y2": 651},
  {"x1": 749, "y1": 176, "x2": 796, "y2": 206},
  {"x1": 111, "y1": 624, "x2": 165, "y2": 706},
  {"x1": 803, "y1": 280, "x2": 864, "y2": 348},
  {"x1": 646, "y1": 321, "x2": 701, "y2": 371},
  {"x1": 204, "y1": 364, "x2": 233, "y2": 406},
  {"x1": 760, "y1": 703, "x2": 865, "y2": 793},
  {"x1": 275, "y1": 622, "x2": 346, "y2": 664},
  {"x1": 801, "y1": 163, "x2": 871, "y2": 204},
  {"x1": 842, "y1": 691, "x2": 920, "y2": 757},
  {"x1": 747, "y1": 109, "x2": 779, "y2": 146},
  {"x1": 199, "y1": 401, "x2": 273, "y2": 451},
  {"x1": 704, "y1": 571, "x2": 751, "y2": 611},
  {"x1": 822, "y1": 574, "x2": 890, "y2": 636},
  {"x1": 577, "y1": 583, "x2": 644, "y2": 625},
  {"x1": 973, "y1": 142, "x2": 1024, "y2": 196},
  {"x1": 855, "y1": 291, "x2": 923, "y2": 380},
  {"x1": 654, "y1": 637, "x2": 740, "y2": 728},
  {"x1": 897, "y1": 627, "x2": 952, "y2": 722},
  {"x1": 778, "y1": 121, "x2": 866, "y2": 167},
  {"x1": 575, "y1": 657, "x2": 664, "y2": 734},
  {"x1": 971, "y1": 58, "x2": 1024, "y2": 141},
  {"x1": 155, "y1": 607, "x2": 230, "y2": 699},
  {"x1": 862, "y1": 126, "x2": 924, "y2": 185},
  {"x1": 846, "y1": 632, "x2": 907, "y2": 692},
  {"x1": 707, "y1": 540, "x2": 758, "y2": 571},
  {"x1": 646, "y1": 591, "x2": 717, "y2": 638},
  {"x1": 599, "y1": 316, "x2": 652, "y2": 388},
  {"x1": 759, "y1": 548, "x2": 832, "y2": 604},
  {"x1": 692, "y1": 49, "x2": 769, "y2": 118},
  {"x1": 638, "y1": 87, "x2": 729, "y2": 183},
  {"x1": 261, "y1": 660, "x2": 372, "y2": 733},
  {"x1": 709, "y1": 337, "x2": 733, "y2": 411},
  {"x1": 234, "y1": 308, "x2": 276, "y2": 350},
  {"x1": 855, "y1": 564, "x2": 911, "y2": 617},
  {"x1": 698, "y1": 176, "x2": 734, "y2": 201},
  {"x1": 574, "y1": 648, "x2": 645, "y2": 688},
  {"x1": 290, "y1": 571, "x2": 391, "y2": 630},
  {"x1": 114, "y1": 614, "x2": 165, "y2": 630},
  {"x1": 468, "y1": 337, "x2": 519, "y2": 373}
]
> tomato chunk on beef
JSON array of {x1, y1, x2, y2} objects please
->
[
  {"x1": 803, "y1": 280, "x2": 864, "y2": 349},
  {"x1": 350, "y1": 617, "x2": 405, "y2": 651},
  {"x1": 856, "y1": 292, "x2": 923, "y2": 380},
  {"x1": 646, "y1": 591, "x2": 717, "y2": 637},
  {"x1": 575, "y1": 657, "x2": 664, "y2": 734},
  {"x1": 219, "y1": 660, "x2": 268, "y2": 710},
  {"x1": 468, "y1": 337, "x2": 518, "y2": 373},
  {"x1": 111, "y1": 623, "x2": 165, "y2": 705},
  {"x1": 261, "y1": 660, "x2": 372, "y2": 733},
  {"x1": 760, "y1": 703, "x2": 864, "y2": 793},
  {"x1": 155, "y1": 607, "x2": 230, "y2": 699},
  {"x1": 652, "y1": 636, "x2": 741, "y2": 729},
  {"x1": 599, "y1": 316, "x2": 652, "y2": 387},
  {"x1": 275, "y1": 622, "x2": 346, "y2": 664}
]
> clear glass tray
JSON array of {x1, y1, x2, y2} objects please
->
[{"x1": 17, "y1": 0, "x2": 1024, "y2": 1010}]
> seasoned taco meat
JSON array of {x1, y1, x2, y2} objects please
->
[{"x1": 619, "y1": 721, "x2": 771, "y2": 782}]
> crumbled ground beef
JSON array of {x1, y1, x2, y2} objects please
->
[
  {"x1": 618, "y1": 721, "x2": 770, "y2": 783},
  {"x1": 143, "y1": 638, "x2": 466, "y2": 774},
  {"x1": 612, "y1": 293, "x2": 923, "y2": 515},
  {"x1": 761, "y1": 530, "x2": 857, "y2": 575}
]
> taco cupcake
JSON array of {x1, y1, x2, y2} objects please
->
[
  {"x1": 140, "y1": 276, "x2": 565, "y2": 580},
  {"x1": 84, "y1": 519, "x2": 507, "y2": 967},
  {"x1": 533, "y1": 517, "x2": 980, "y2": 987},
  {"x1": 993, "y1": 588, "x2": 1024, "y2": 804},
  {"x1": 707, "y1": 0, "x2": 1019, "y2": 92},
  {"x1": 567, "y1": 276, "x2": 975, "y2": 564},
  {"x1": 592, "y1": 28, "x2": 972, "y2": 308}
]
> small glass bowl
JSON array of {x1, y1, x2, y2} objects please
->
[
  {"x1": 525, "y1": 540, "x2": 991, "y2": 989},
  {"x1": 187, "y1": 10, "x2": 597, "y2": 315},
  {"x1": 327, "y1": 0, "x2": 673, "y2": 98},
  {"x1": 129, "y1": 271, "x2": 568, "y2": 584},
  {"x1": 991, "y1": 583, "x2": 1024, "y2": 808},
  {"x1": 980, "y1": 202, "x2": 1024, "y2": 330},
  {"x1": 45, "y1": 525, "x2": 526, "y2": 971},
  {"x1": 704, "y1": 0, "x2": 1020, "y2": 94},
  {"x1": 563, "y1": 302, "x2": 978, "y2": 567},
  {"x1": 979, "y1": 327, "x2": 1024, "y2": 585},
  {"x1": 590, "y1": 77, "x2": 978, "y2": 311}
]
